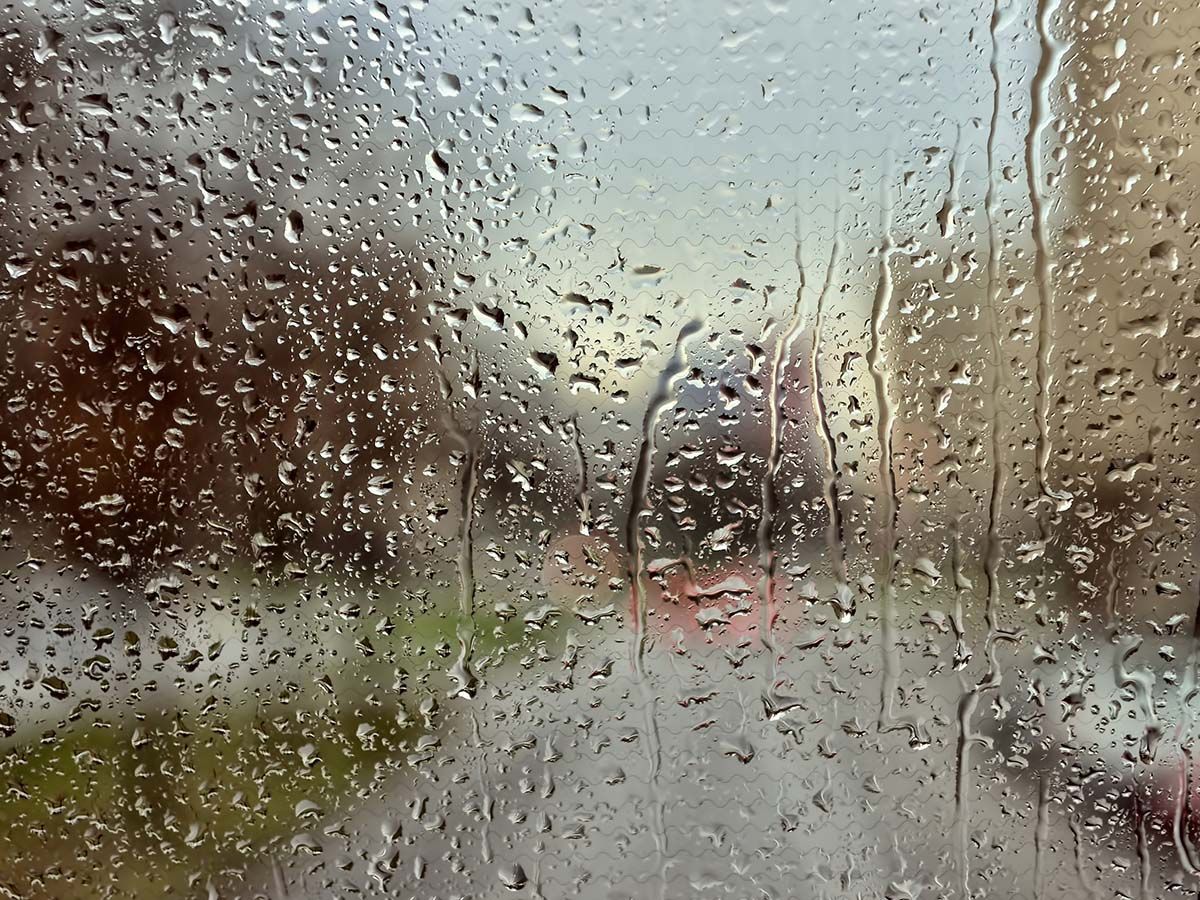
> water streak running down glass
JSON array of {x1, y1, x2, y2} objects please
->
[{"x1": 0, "y1": 0, "x2": 1195, "y2": 897}]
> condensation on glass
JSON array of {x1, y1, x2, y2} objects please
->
[{"x1": 0, "y1": 0, "x2": 1193, "y2": 897}]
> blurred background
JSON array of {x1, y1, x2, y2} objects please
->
[{"x1": 0, "y1": 0, "x2": 1197, "y2": 897}]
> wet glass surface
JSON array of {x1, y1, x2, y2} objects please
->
[{"x1": 0, "y1": 0, "x2": 1197, "y2": 897}]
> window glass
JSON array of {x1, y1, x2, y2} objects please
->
[{"x1": 0, "y1": 1, "x2": 1191, "y2": 897}]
